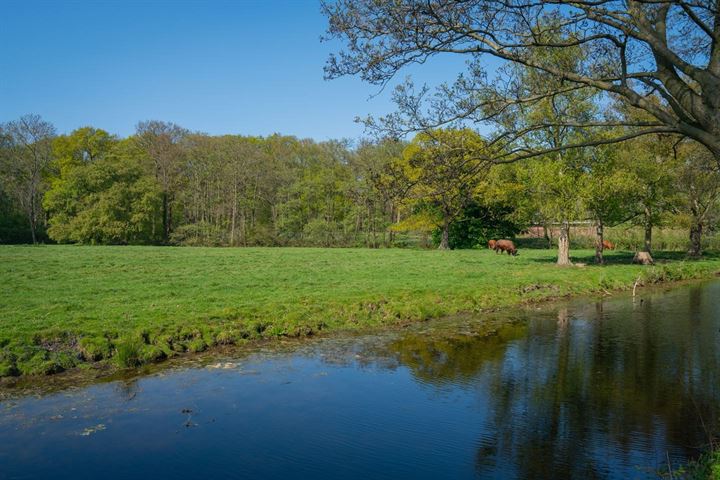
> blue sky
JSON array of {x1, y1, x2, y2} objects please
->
[{"x1": 1, "y1": 0, "x2": 468, "y2": 140}]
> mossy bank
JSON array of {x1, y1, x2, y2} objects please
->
[{"x1": 2, "y1": 245, "x2": 720, "y2": 378}]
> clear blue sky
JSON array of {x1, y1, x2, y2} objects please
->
[{"x1": 1, "y1": 0, "x2": 468, "y2": 140}]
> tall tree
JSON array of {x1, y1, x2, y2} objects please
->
[
  {"x1": 324, "y1": 1, "x2": 720, "y2": 164},
  {"x1": 278, "y1": 140, "x2": 354, "y2": 247},
  {"x1": 44, "y1": 128, "x2": 118, "y2": 242},
  {"x1": 135, "y1": 121, "x2": 189, "y2": 243},
  {"x1": 0, "y1": 127, "x2": 30, "y2": 243},
  {"x1": 493, "y1": 30, "x2": 596, "y2": 265},
  {"x1": 52, "y1": 127, "x2": 116, "y2": 170},
  {"x1": 1, "y1": 115, "x2": 55, "y2": 243},
  {"x1": 618, "y1": 134, "x2": 680, "y2": 263},
  {"x1": 674, "y1": 140, "x2": 720, "y2": 257},
  {"x1": 350, "y1": 140, "x2": 406, "y2": 247},
  {"x1": 581, "y1": 144, "x2": 638, "y2": 264},
  {"x1": 517, "y1": 157, "x2": 586, "y2": 265},
  {"x1": 43, "y1": 139, "x2": 162, "y2": 244},
  {"x1": 401, "y1": 129, "x2": 488, "y2": 249}
]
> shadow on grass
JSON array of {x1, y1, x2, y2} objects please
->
[{"x1": 522, "y1": 249, "x2": 720, "y2": 266}]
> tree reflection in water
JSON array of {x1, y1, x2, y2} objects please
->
[{"x1": 380, "y1": 284, "x2": 720, "y2": 479}]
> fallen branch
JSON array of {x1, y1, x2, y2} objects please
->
[{"x1": 632, "y1": 274, "x2": 643, "y2": 298}]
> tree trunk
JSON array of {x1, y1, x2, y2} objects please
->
[
  {"x1": 633, "y1": 251, "x2": 654, "y2": 265},
  {"x1": 543, "y1": 221, "x2": 552, "y2": 249},
  {"x1": 167, "y1": 200, "x2": 173, "y2": 241},
  {"x1": 370, "y1": 205, "x2": 378, "y2": 248},
  {"x1": 28, "y1": 218, "x2": 37, "y2": 244},
  {"x1": 557, "y1": 221, "x2": 572, "y2": 266},
  {"x1": 637, "y1": 209, "x2": 654, "y2": 264},
  {"x1": 240, "y1": 210, "x2": 246, "y2": 246},
  {"x1": 594, "y1": 220, "x2": 604, "y2": 265},
  {"x1": 387, "y1": 207, "x2": 394, "y2": 245},
  {"x1": 230, "y1": 184, "x2": 237, "y2": 247},
  {"x1": 162, "y1": 192, "x2": 169, "y2": 244},
  {"x1": 438, "y1": 217, "x2": 450, "y2": 250},
  {"x1": 689, "y1": 221, "x2": 703, "y2": 258},
  {"x1": 28, "y1": 194, "x2": 37, "y2": 245}
]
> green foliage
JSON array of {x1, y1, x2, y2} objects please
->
[
  {"x1": 0, "y1": 191, "x2": 43, "y2": 243},
  {"x1": 675, "y1": 449, "x2": 720, "y2": 480},
  {"x1": 30, "y1": 129, "x2": 410, "y2": 248},
  {"x1": 215, "y1": 330, "x2": 239, "y2": 345},
  {"x1": 401, "y1": 129, "x2": 489, "y2": 248},
  {"x1": 431, "y1": 201, "x2": 522, "y2": 249},
  {"x1": 1, "y1": 123, "x2": 412, "y2": 248},
  {"x1": 8, "y1": 120, "x2": 716, "y2": 255},
  {"x1": 114, "y1": 338, "x2": 144, "y2": 368},
  {"x1": 0, "y1": 114, "x2": 56, "y2": 244},
  {"x1": 51, "y1": 127, "x2": 116, "y2": 171},
  {"x1": 0, "y1": 361, "x2": 18, "y2": 377},
  {"x1": 581, "y1": 143, "x2": 639, "y2": 228},
  {"x1": 186, "y1": 338, "x2": 208, "y2": 353},
  {"x1": 139, "y1": 344, "x2": 167, "y2": 363},
  {"x1": 549, "y1": 226, "x2": 720, "y2": 252},
  {"x1": 276, "y1": 140, "x2": 355, "y2": 246},
  {"x1": 14, "y1": 350, "x2": 77, "y2": 376},
  {"x1": 44, "y1": 138, "x2": 163, "y2": 244},
  {"x1": 170, "y1": 221, "x2": 227, "y2": 246},
  {"x1": 0, "y1": 349, "x2": 19, "y2": 377},
  {"x1": 617, "y1": 134, "x2": 681, "y2": 230},
  {"x1": 78, "y1": 336, "x2": 111, "y2": 361}
]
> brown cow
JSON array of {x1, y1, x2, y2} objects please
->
[
  {"x1": 494, "y1": 239, "x2": 518, "y2": 256},
  {"x1": 488, "y1": 239, "x2": 497, "y2": 250},
  {"x1": 602, "y1": 239, "x2": 615, "y2": 250}
]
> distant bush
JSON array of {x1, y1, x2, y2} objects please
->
[
  {"x1": 170, "y1": 222, "x2": 227, "y2": 246},
  {"x1": 432, "y1": 201, "x2": 522, "y2": 249},
  {"x1": 302, "y1": 218, "x2": 346, "y2": 247},
  {"x1": 0, "y1": 210, "x2": 49, "y2": 244}
]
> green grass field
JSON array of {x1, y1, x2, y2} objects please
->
[{"x1": 2, "y1": 245, "x2": 720, "y2": 377}]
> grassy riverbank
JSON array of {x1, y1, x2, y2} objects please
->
[{"x1": 2, "y1": 245, "x2": 720, "y2": 377}]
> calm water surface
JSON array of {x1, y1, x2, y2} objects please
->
[{"x1": 2, "y1": 281, "x2": 720, "y2": 479}]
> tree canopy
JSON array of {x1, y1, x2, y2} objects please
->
[{"x1": 323, "y1": 0, "x2": 720, "y2": 162}]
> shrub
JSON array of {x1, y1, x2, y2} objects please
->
[
  {"x1": 140, "y1": 344, "x2": 167, "y2": 363},
  {"x1": 0, "y1": 361, "x2": 18, "y2": 377},
  {"x1": 114, "y1": 338, "x2": 144, "y2": 368},
  {"x1": 186, "y1": 338, "x2": 208, "y2": 353},
  {"x1": 50, "y1": 352, "x2": 77, "y2": 373},
  {"x1": 77, "y1": 336, "x2": 111, "y2": 361},
  {"x1": 215, "y1": 330, "x2": 237, "y2": 345},
  {"x1": 0, "y1": 349, "x2": 19, "y2": 377},
  {"x1": 432, "y1": 201, "x2": 522, "y2": 249},
  {"x1": 170, "y1": 222, "x2": 226, "y2": 246},
  {"x1": 16, "y1": 351, "x2": 76, "y2": 375}
]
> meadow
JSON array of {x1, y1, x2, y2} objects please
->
[{"x1": 2, "y1": 245, "x2": 720, "y2": 377}]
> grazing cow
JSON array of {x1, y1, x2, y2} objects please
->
[
  {"x1": 488, "y1": 239, "x2": 497, "y2": 250},
  {"x1": 602, "y1": 239, "x2": 615, "y2": 250},
  {"x1": 494, "y1": 239, "x2": 518, "y2": 256}
]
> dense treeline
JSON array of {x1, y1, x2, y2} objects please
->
[
  {"x1": 1, "y1": 114, "x2": 719, "y2": 265},
  {"x1": 0, "y1": 116, "x2": 413, "y2": 248}
]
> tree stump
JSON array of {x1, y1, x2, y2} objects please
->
[{"x1": 633, "y1": 251, "x2": 654, "y2": 265}]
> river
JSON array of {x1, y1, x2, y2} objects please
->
[{"x1": 1, "y1": 280, "x2": 719, "y2": 479}]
